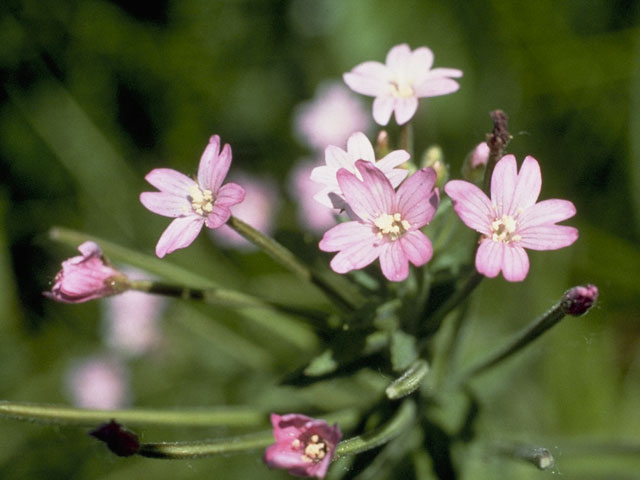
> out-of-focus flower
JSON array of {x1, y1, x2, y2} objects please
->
[
  {"x1": 140, "y1": 135, "x2": 245, "y2": 258},
  {"x1": 264, "y1": 413, "x2": 342, "y2": 478},
  {"x1": 320, "y1": 161, "x2": 439, "y2": 282},
  {"x1": 310, "y1": 132, "x2": 409, "y2": 210},
  {"x1": 561, "y1": 284, "x2": 598, "y2": 316},
  {"x1": 65, "y1": 356, "x2": 129, "y2": 410},
  {"x1": 294, "y1": 82, "x2": 370, "y2": 152},
  {"x1": 288, "y1": 160, "x2": 337, "y2": 233},
  {"x1": 344, "y1": 43, "x2": 462, "y2": 126},
  {"x1": 211, "y1": 173, "x2": 279, "y2": 250},
  {"x1": 102, "y1": 269, "x2": 166, "y2": 357},
  {"x1": 445, "y1": 155, "x2": 579, "y2": 282},
  {"x1": 45, "y1": 242, "x2": 129, "y2": 304}
]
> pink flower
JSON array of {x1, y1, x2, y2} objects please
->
[
  {"x1": 45, "y1": 242, "x2": 129, "y2": 303},
  {"x1": 561, "y1": 284, "x2": 598, "y2": 316},
  {"x1": 65, "y1": 356, "x2": 130, "y2": 409},
  {"x1": 210, "y1": 172, "x2": 280, "y2": 250},
  {"x1": 310, "y1": 132, "x2": 409, "y2": 209},
  {"x1": 102, "y1": 270, "x2": 166, "y2": 357},
  {"x1": 470, "y1": 142, "x2": 490, "y2": 169},
  {"x1": 294, "y1": 82, "x2": 370, "y2": 152},
  {"x1": 343, "y1": 43, "x2": 462, "y2": 126},
  {"x1": 319, "y1": 161, "x2": 439, "y2": 282},
  {"x1": 444, "y1": 155, "x2": 579, "y2": 282},
  {"x1": 264, "y1": 413, "x2": 342, "y2": 478},
  {"x1": 140, "y1": 135, "x2": 246, "y2": 258},
  {"x1": 288, "y1": 160, "x2": 337, "y2": 233}
]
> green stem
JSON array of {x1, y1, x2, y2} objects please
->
[
  {"x1": 129, "y1": 280, "x2": 327, "y2": 324},
  {"x1": 334, "y1": 400, "x2": 416, "y2": 458},
  {"x1": 139, "y1": 431, "x2": 274, "y2": 459},
  {"x1": 399, "y1": 122, "x2": 414, "y2": 161},
  {"x1": 385, "y1": 360, "x2": 430, "y2": 400},
  {"x1": 228, "y1": 216, "x2": 358, "y2": 312},
  {"x1": 453, "y1": 300, "x2": 567, "y2": 386},
  {"x1": 0, "y1": 401, "x2": 266, "y2": 428},
  {"x1": 495, "y1": 443, "x2": 555, "y2": 470}
]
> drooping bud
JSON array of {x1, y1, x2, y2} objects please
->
[
  {"x1": 89, "y1": 420, "x2": 140, "y2": 457},
  {"x1": 45, "y1": 242, "x2": 129, "y2": 303},
  {"x1": 560, "y1": 284, "x2": 599, "y2": 316}
]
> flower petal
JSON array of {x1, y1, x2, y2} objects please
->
[
  {"x1": 155, "y1": 216, "x2": 204, "y2": 258},
  {"x1": 379, "y1": 241, "x2": 409, "y2": 281},
  {"x1": 337, "y1": 162, "x2": 391, "y2": 221},
  {"x1": 139, "y1": 192, "x2": 190, "y2": 218},
  {"x1": 197, "y1": 135, "x2": 220, "y2": 188},
  {"x1": 386, "y1": 43, "x2": 411, "y2": 72},
  {"x1": 372, "y1": 96, "x2": 395, "y2": 126},
  {"x1": 408, "y1": 47, "x2": 434, "y2": 84},
  {"x1": 400, "y1": 230, "x2": 433, "y2": 267},
  {"x1": 323, "y1": 145, "x2": 352, "y2": 170},
  {"x1": 393, "y1": 97, "x2": 419, "y2": 125},
  {"x1": 519, "y1": 199, "x2": 576, "y2": 228},
  {"x1": 510, "y1": 155, "x2": 541, "y2": 211},
  {"x1": 203, "y1": 141, "x2": 233, "y2": 193},
  {"x1": 346, "y1": 132, "x2": 375, "y2": 162},
  {"x1": 145, "y1": 168, "x2": 195, "y2": 196},
  {"x1": 319, "y1": 221, "x2": 373, "y2": 252},
  {"x1": 329, "y1": 240, "x2": 380, "y2": 274},
  {"x1": 501, "y1": 245, "x2": 530, "y2": 281},
  {"x1": 397, "y1": 168, "x2": 438, "y2": 227},
  {"x1": 343, "y1": 61, "x2": 391, "y2": 96},
  {"x1": 429, "y1": 67, "x2": 463, "y2": 78},
  {"x1": 518, "y1": 225, "x2": 578, "y2": 250},
  {"x1": 215, "y1": 182, "x2": 246, "y2": 208},
  {"x1": 376, "y1": 149, "x2": 410, "y2": 170},
  {"x1": 490, "y1": 155, "x2": 518, "y2": 214},
  {"x1": 475, "y1": 240, "x2": 503, "y2": 278},
  {"x1": 414, "y1": 76, "x2": 460, "y2": 98},
  {"x1": 444, "y1": 180, "x2": 493, "y2": 234},
  {"x1": 205, "y1": 204, "x2": 231, "y2": 229}
]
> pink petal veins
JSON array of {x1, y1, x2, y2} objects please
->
[
  {"x1": 518, "y1": 225, "x2": 579, "y2": 251},
  {"x1": 379, "y1": 241, "x2": 409, "y2": 282},
  {"x1": 145, "y1": 168, "x2": 196, "y2": 196},
  {"x1": 501, "y1": 245, "x2": 530, "y2": 282},
  {"x1": 475, "y1": 240, "x2": 504, "y2": 279},
  {"x1": 444, "y1": 180, "x2": 493, "y2": 234},
  {"x1": 397, "y1": 168, "x2": 438, "y2": 227},
  {"x1": 319, "y1": 221, "x2": 374, "y2": 252},
  {"x1": 510, "y1": 155, "x2": 542, "y2": 211},
  {"x1": 518, "y1": 199, "x2": 576, "y2": 228},
  {"x1": 400, "y1": 230, "x2": 433, "y2": 266},
  {"x1": 155, "y1": 216, "x2": 204, "y2": 258},
  {"x1": 139, "y1": 192, "x2": 190, "y2": 218},
  {"x1": 490, "y1": 154, "x2": 518, "y2": 213}
]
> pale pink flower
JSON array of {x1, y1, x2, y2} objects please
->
[
  {"x1": 211, "y1": 173, "x2": 279, "y2": 250},
  {"x1": 288, "y1": 160, "x2": 337, "y2": 233},
  {"x1": 444, "y1": 155, "x2": 579, "y2": 282},
  {"x1": 66, "y1": 356, "x2": 129, "y2": 410},
  {"x1": 310, "y1": 131, "x2": 409, "y2": 209},
  {"x1": 343, "y1": 43, "x2": 463, "y2": 126},
  {"x1": 102, "y1": 269, "x2": 166, "y2": 357},
  {"x1": 140, "y1": 135, "x2": 245, "y2": 258},
  {"x1": 45, "y1": 242, "x2": 129, "y2": 303},
  {"x1": 264, "y1": 413, "x2": 341, "y2": 478},
  {"x1": 294, "y1": 82, "x2": 370, "y2": 152},
  {"x1": 319, "y1": 161, "x2": 439, "y2": 282}
]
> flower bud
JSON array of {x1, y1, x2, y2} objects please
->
[
  {"x1": 90, "y1": 420, "x2": 140, "y2": 457},
  {"x1": 560, "y1": 284, "x2": 598, "y2": 316},
  {"x1": 421, "y1": 145, "x2": 448, "y2": 188},
  {"x1": 462, "y1": 142, "x2": 490, "y2": 183},
  {"x1": 45, "y1": 242, "x2": 129, "y2": 303}
]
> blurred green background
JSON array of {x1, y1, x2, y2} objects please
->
[{"x1": 0, "y1": 0, "x2": 639, "y2": 478}]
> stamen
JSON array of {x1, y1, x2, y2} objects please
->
[
  {"x1": 189, "y1": 185, "x2": 215, "y2": 216},
  {"x1": 489, "y1": 214, "x2": 520, "y2": 243},
  {"x1": 374, "y1": 212, "x2": 411, "y2": 241}
]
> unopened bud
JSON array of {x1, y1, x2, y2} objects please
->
[
  {"x1": 421, "y1": 145, "x2": 448, "y2": 188},
  {"x1": 561, "y1": 284, "x2": 598, "y2": 316},
  {"x1": 90, "y1": 420, "x2": 140, "y2": 457},
  {"x1": 462, "y1": 142, "x2": 490, "y2": 182},
  {"x1": 375, "y1": 130, "x2": 390, "y2": 157}
]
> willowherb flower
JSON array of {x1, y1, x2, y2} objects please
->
[
  {"x1": 343, "y1": 43, "x2": 463, "y2": 126},
  {"x1": 140, "y1": 135, "x2": 245, "y2": 258},
  {"x1": 445, "y1": 155, "x2": 579, "y2": 282},
  {"x1": 320, "y1": 161, "x2": 439, "y2": 282},
  {"x1": 310, "y1": 131, "x2": 409, "y2": 210},
  {"x1": 288, "y1": 160, "x2": 337, "y2": 233},
  {"x1": 294, "y1": 82, "x2": 370, "y2": 152},
  {"x1": 210, "y1": 172, "x2": 279, "y2": 250},
  {"x1": 65, "y1": 356, "x2": 130, "y2": 410},
  {"x1": 45, "y1": 242, "x2": 129, "y2": 303},
  {"x1": 264, "y1": 413, "x2": 342, "y2": 478},
  {"x1": 102, "y1": 269, "x2": 166, "y2": 357}
]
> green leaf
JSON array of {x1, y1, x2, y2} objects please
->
[{"x1": 390, "y1": 330, "x2": 418, "y2": 372}]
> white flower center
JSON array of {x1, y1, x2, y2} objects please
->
[
  {"x1": 292, "y1": 434, "x2": 327, "y2": 464},
  {"x1": 189, "y1": 185, "x2": 214, "y2": 216},
  {"x1": 490, "y1": 214, "x2": 521, "y2": 243},
  {"x1": 389, "y1": 79, "x2": 414, "y2": 98},
  {"x1": 374, "y1": 212, "x2": 411, "y2": 241}
]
